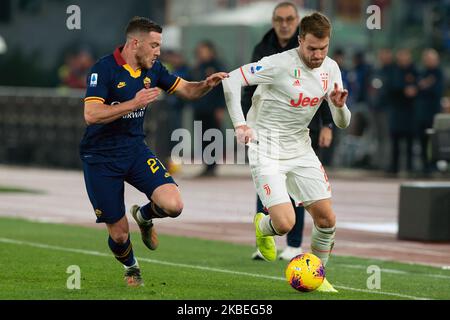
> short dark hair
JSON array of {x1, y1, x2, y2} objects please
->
[
  {"x1": 126, "y1": 16, "x2": 162, "y2": 36},
  {"x1": 299, "y1": 12, "x2": 331, "y2": 39},
  {"x1": 272, "y1": 1, "x2": 298, "y2": 18}
]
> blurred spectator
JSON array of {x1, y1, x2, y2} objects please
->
[
  {"x1": 368, "y1": 48, "x2": 395, "y2": 171},
  {"x1": 58, "y1": 48, "x2": 94, "y2": 89},
  {"x1": 336, "y1": 50, "x2": 372, "y2": 168},
  {"x1": 333, "y1": 48, "x2": 351, "y2": 97},
  {"x1": 241, "y1": 1, "x2": 302, "y2": 117},
  {"x1": 190, "y1": 40, "x2": 226, "y2": 177},
  {"x1": 388, "y1": 49, "x2": 418, "y2": 175},
  {"x1": 160, "y1": 50, "x2": 190, "y2": 173},
  {"x1": 349, "y1": 51, "x2": 372, "y2": 107},
  {"x1": 321, "y1": 48, "x2": 348, "y2": 167},
  {"x1": 416, "y1": 48, "x2": 444, "y2": 174},
  {"x1": 345, "y1": 51, "x2": 373, "y2": 168},
  {"x1": 162, "y1": 50, "x2": 190, "y2": 79}
]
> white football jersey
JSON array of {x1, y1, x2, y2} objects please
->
[{"x1": 237, "y1": 48, "x2": 349, "y2": 159}]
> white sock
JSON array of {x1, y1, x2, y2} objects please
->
[
  {"x1": 259, "y1": 215, "x2": 281, "y2": 236},
  {"x1": 136, "y1": 208, "x2": 150, "y2": 224},
  {"x1": 124, "y1": 258, "x2": 139, "y2": 269},
  {"x1": 136, "y1": 210, "x2": 145, "y2": 223},
  {"x1": 311, "y1": 224, "x2": 335, "y2": 267}
]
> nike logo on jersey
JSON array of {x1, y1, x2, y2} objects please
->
[{"x1": 117, "y1": 82, "x2": 126, "y2": 88}]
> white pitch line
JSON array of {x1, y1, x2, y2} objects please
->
[
  {"x1": 0, "y1": 237, "x2": 433, "y2": 300},
  {"x1": 336, "y1": 263, "x2": 450, "y2": 280},
  {"x1": 337, "y1": 240, "x2": 450, "y2": 258}
]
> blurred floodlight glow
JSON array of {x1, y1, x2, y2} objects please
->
[
  {"x1": 190, "y1": 2, "x2": 313, "y2": 26},
  {"x1": 0, "y1": 36, "x2": 7, "y2": 54},
  {"x1": 163, "y1": 25, "x2": 182, "y2": 51}
]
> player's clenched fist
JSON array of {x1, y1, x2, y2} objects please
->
[
  {"x1": 235, "y1": 124, "x2": 255, "y2": 145},
  {"x1": 329, "y1": 82, "x2": 348, "y2": 108},
  {"x1": 133, "y1": 88, "x2": 161, "y2": 108}
]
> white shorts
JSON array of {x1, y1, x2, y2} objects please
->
[{"x1": 248, "y1": 147, "x2": 331, "y2": 209}]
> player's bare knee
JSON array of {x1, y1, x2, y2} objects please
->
[
  {"x1": 274, "y1": 218, "x2": 295, "y2": 235},
  {"x1": 110, "y1": 232, "x2": 129, "y2": 244},
  {"x1": 315, "y1": 213, "x2": 336, "y2": 229},
  {"x1": 276, "y1": 224, "x2": 292, "y2": 235},
  {"x1": 166, "y1": 199, "x2": 184, "y2": 218}
]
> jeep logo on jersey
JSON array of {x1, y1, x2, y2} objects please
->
[{"x1": 290, "y1": 93, "x2": 321, "y2": 108}]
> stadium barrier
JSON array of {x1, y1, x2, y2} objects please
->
[
  {"x1": 0, "y1": 87, "x2": 171, "y2": 169},
  {"x1": 398, "y1": 181, "x2": 450, "y2": 241},
  {"x1": 429, "y1": 113, "x2": 450, "y2": 163}
]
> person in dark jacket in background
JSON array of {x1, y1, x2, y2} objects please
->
[
  {"x1": 242, "y1": 2, "x2": 334, "y2": 261},
  {"x1": 190, "y1": 41, "x2": 226, "y2": 177},
  {"x1": 388, "y1": 49, "x2": 418, "y2": 175},
  {"x1": 416, "y1": 48, "x2": 444, "y2": 174},
  {"x1": 160, "y1": 50, "x2": 190, "y2": 174},
  {"x1": 369, "y1": 48, "x2": 395, "y2": 171}
]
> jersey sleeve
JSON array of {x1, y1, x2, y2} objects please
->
[
  {"x1": 156, "y1": 62, "x2": 181, "y2": 94},
  {"x1": 238, "y1": 55, "x2": 280, "y2": 86},
  {"x1": 222, "y1": 55, "x2": 281, "y2": 127},
  {"x1": 84, "y1": 62, "x2": 110, "y2": 104}
]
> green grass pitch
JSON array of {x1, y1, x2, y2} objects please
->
[{"x1": 0, "y1": 217, "x2": 449, "y2": 300}]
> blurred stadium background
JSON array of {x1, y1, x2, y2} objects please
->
[
  {"x1": 0, "y1": 0, "x2": 449, "y2": 170},
  {"x1": 0, "y1": 0, "x2": 450, "y2": 299}
]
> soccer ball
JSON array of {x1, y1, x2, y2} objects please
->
[{"x1": 285, "y1": 253, "x2": 325, "y2": 292}]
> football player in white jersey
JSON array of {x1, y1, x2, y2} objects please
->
[{"x1": 222, "y1": 12, "x2": 350, "y2": 292}]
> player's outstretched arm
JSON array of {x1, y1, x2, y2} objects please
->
[
  {"x1": 222, "y1": 68, "x2": 249, "y2": 129},
  {"x1": 174, "y1": 72, "x2": 229, "y2": 100},
  {"x1": 223, "y1": 58, "x2": 278, "y2": 128},
  {"x1": 222, "y1": 68, "x2": 261, "y2": 145},
  {"x1": 84, "y1": 88, "x2": 161, "y2": 125}
]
